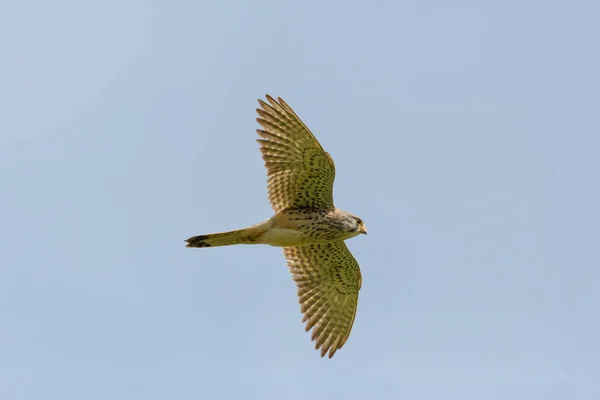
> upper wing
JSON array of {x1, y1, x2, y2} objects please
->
[
  {"x1": 283, "y1": 241, "x2": 362, "y2": 358},
  {"x1": 256, "y1": 95, "x2": 336, "y2": 212}
]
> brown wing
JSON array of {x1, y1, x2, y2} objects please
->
[
  {"x1": 256, "y1": 95, "x2": 336, "y2": 212},
  {"x1": 283, "y1": 241, "x2": 362, "y2": 358}
]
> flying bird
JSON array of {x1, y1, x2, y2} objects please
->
[{"x1": 186, "y1": 95, "x2": 367, "y2": 358}]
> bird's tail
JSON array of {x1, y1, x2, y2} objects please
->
[{"x1": 185, "y1": 223, "x2": 267, "y2": 248}]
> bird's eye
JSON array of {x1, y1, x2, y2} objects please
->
[{"x1": 356, "y1": 218, "x2": 362, "y2": 224}]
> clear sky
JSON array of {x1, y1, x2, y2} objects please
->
[{"x1": 1, "y1": 1, "x2": 599, "y2": 399}]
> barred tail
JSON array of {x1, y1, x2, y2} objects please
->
[{"x1": 185, "y1": 223, "x2": 268, "y2": 248}]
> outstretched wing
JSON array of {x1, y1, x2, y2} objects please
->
[
  {"x1": 283, "y1": 241, "x2": 362, "y2": 358},
  {"x1": 256, "y1": 95, "x2": 336, "y2": 212}
]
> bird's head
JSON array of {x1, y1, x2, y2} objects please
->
[
  {"x1": 336, "y1": 210, "x2": 367, "y2": 239},
  {"x1": 354, "y1": 216, "x2": 367, "y2": 236}
]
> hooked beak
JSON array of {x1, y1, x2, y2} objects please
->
[{"x1": 360, "y1": 226, "x2": 367, "y2": 235}]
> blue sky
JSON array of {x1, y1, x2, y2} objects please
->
[{"x1": 1, "y1": 0, "x2": 599, "y2": 399}]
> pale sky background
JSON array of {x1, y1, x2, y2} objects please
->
[{"x1": 1, "y1": 1, "x2": 599, "y2": 399}]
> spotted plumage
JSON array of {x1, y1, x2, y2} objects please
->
[{"x1": 186, "y1": 95, "x2": 367, "y2": 358}]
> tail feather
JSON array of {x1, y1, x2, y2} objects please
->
[{"x1": 185, "y1": 224, "x2": 265, "y2": 248}]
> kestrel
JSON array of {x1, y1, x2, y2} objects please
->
[{"x1": 186, "y1": 95, "x2": 367, "y2": 358}]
